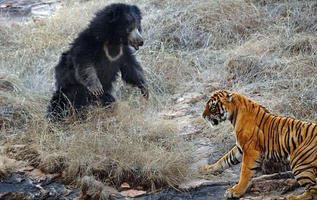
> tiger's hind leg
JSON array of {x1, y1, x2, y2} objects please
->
[
  {"x1": 288, "y1": 177, "x2": 317, "y2": 200},
  {"x1": 288, "y1": 142, "x2": 317, "y2": 200}
]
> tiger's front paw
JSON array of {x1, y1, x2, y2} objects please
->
[
  {"x1": 224, "y1": 187, "x2": 243, "y2": 199},
  {"x1": 199, "y1": 165, "x2": 211, "y2": 173},
  {"x1": 287, "y1": 194, "x2": 297, "y2": 200},
  {"x1": 287, "y1": 193, "x2": 310, "y2": 200},
  {"x1": 199, "y1": 164, "x2": 222, "y2": 175}
]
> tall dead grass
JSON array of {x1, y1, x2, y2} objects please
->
[{"x1": 0, "y1": 0, "x2": 316, "y2": 192}]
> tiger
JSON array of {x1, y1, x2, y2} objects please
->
[{"x1": 200, "y1": 90, "x2": 317, "y2": 200}]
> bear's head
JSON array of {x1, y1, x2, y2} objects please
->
[{"x1": 90, "y1": 4, "x2": 144, "y2": 50}]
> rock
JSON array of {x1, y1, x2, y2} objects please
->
[
  {"x1": 119, "y1": 182, "x2": 131, "y2": 191},
  {"x1": 251, "y1": 178, "x2": 297, "y2": 193},
  {"x1": 80, "y1": 176, "x2": 118, "y2": 200},
  {"x1": 5, "y1": 145, "x2": 40, "y2": 167},
  {"x1": 120, "y1": 189, "x2": 147, "y2": 198},
  {"x1": 0, "y1": 3, "x2": 12, "y2": 9},
  {"x1": 0, "y1": 192, "x2": 31, "y2": 200},
  {"x1": 179, "y1": 179, "x2": 230, "y2": 191},
  {"x1": 241, "y1": 197, "x2": 285, "y2": 200},
  {"x1": 133, "y1": 184, "x2": 230, "y2": 200},
  {"x1": 31, "y1": 4, "x2": 52, "y2": 18},
  {"x1": 35, "y1": 184, "x2": 48, "y2": 195},
  {"x1": 25, "y1": 169, "x2": 47, "y2": 181},
  {"x1": 0, "y1": 173, "x2": 79, "y2": 199},
  {"x1": 188, "y1": 94, "x2": 206, "y2": 104},
  {"x1": 179, "y1": 179, "x2": 212, "y2": 190},
  {"x1": 237, "y1": 172, "x2": 301, "y2": 199},
  {"x1": 252, "y1": 171, "x2": 293, "y2": 182},
  {"x1": 24, "y1": 168, "x2": 60, "y2": 183},
  {"x1": 0, "y1": 155, "x2": 27, "y2": 178},
  {"x1": 136, "y1": 186, "x2": 144, "y2": 190},
  {"x1": 17, "y1": 165, "x2": 35, "y2": 172},
  {"x1": 0, "y1": 0, "x2": 61, "y2": 23}
]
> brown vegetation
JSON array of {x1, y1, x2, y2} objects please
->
[{"x1": 0, "y1": 0, "x2": 316, "y2": 194}]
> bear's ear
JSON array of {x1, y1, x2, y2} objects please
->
[
  {"x1": 131, "y1": 5, "x2": 142, "y2": 20},
  {"x1": 108, "y1": 9, "x2": 119, "y2": 23}
]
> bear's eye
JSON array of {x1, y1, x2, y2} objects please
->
[
  {"x1": 126, "y1": 22, "x2": 135, "y2": 33},
  {"x1": 126, "y1": 27, "x2": 132, "y2": 33},
  {"x1": 137, "y1": 25, "x2": 142, "y2": 33}
]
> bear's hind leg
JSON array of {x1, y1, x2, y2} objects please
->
[
  {"x1": 47, "y1": 90, "x2": 73, "y2": 121},
  {"x1": 100, "y1": 92, "x2": 115, "y2": 107}
]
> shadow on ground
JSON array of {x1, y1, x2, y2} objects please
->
[{"x1": 0, "y1": 174, "x2": 230, "y2": 200}]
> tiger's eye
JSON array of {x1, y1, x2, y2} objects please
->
[{"x1": 210, "y1": 104, "x2": 216, "y2": 110}]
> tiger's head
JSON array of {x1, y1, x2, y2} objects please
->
[{"x1": 202, "y1": 90, "x2": 235, "y2": 127}]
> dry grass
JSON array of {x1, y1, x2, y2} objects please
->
[
  {"x1": 0, "y1": 146, "x2": 27, "y2": 179},
  {"x1": 1, "y1": 0, "x2": 316, "y2": 193}
]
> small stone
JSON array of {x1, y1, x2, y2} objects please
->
[
  {"x1": 188, "y1": 94, "x2": 206, "y2": 104},
  {"x1": 35, "y1": 184, "x2": 48, "y2": 195},
  {"x1": 120, "y1": 182, "x2": 130, "y2": 190},
  {"x1": 0, "y1": 192, "x2": 9, "y2": 198},
  {"x1": 31, "y1": 4, "x2": 52, "y2": 17},
  {"x1": 61, "y1": 171, "x2": 67, "y2": 177},
  {"x1": 47, "y1": 173, "x2": 61, "y2": 180},
  {"x1": 25, "y1": 169, "x2": 47, "y2": 181},
  {"x1": 176, "y1": 97, "x2": 185, "y2": 103},
  {"x1": 120, "y1": 189, "x2": 146, "y2": 198},
  {"x1": 17, "y1": 165, "x2": 34, "y2": 172},
  {"x1": 135, "y1": 186, "x2": 144, "y2": 190},
  {"x1": 179, "y1": 179, "x2": 211, "y2": 190},
  {"x1": 0, "y1": 3, "x2": 12, "y2": 9}
]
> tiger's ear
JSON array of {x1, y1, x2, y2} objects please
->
[{"x1": 227, "y1": 93, "x2": 234, "y2": 102}]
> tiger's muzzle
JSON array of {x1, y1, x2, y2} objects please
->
[{"x1": 203, "y1": 114, "x2": 220, "y2": 126}]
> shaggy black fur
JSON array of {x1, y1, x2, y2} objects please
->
[{"x1": 47, "y1": 3, "x2": 148, "y2": 120}]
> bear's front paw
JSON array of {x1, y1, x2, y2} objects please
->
[
  {"x1": 140, "y1": 86, "x2": 149, "y2": 100},
  {"x1": 87, "y1": 81, "x2": 104, "y2": 96},
  {"x1": 224, "y1": 187, "x2": 243, "y2": 199}
]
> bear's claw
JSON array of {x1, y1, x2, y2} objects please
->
[{"x1": 87, "y1": 81, "x2": 104, "y2": 96}]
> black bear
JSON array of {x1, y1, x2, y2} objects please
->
[{"x1": 47, "y1": 3, "x2": 148, "y2": 120}]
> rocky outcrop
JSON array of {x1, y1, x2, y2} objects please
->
[
  {"x1": 0, "y1": 0, "x2": 60, "y2": 22},
  {"x1": 0, "y1": 171, "x2": 79, "y2": 199}
]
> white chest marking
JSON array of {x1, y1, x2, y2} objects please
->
[{"x1": 104, "y1": 44, "x2": 123, "y2": 62}]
